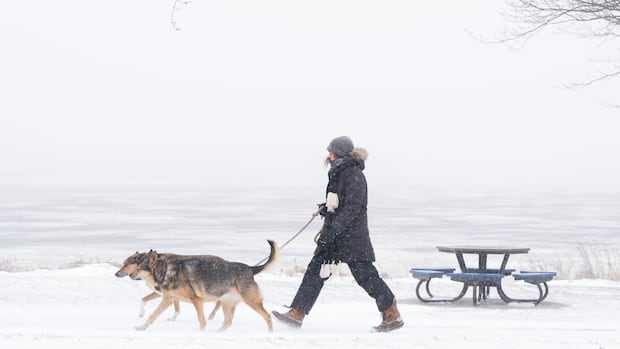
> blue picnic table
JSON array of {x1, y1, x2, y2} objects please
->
[{"x1": 410, "y1": 246, "x2": 555, "y2": 305}]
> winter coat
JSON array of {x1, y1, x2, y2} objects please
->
[{"x1": 323, "y1": 148, "x2": 375, "y2": 263}]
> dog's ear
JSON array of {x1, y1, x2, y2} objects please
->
[
  {"x1": 153, "y1": 259, "x2": 167, "y2": 285},
  {"x1": 135, "y1": 252, "x2": 147, "y2": 264},
  {"x1": 141, "y1": 249, "x2": 159, "y2": 270}
]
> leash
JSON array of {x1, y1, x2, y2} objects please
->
[{"x1": 254, "y1": 207, "x2": 322, "y2": 266}]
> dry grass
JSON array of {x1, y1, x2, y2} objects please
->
[
  {"x1": 574, "y1": 242, "x2": 619, "y2": 280},
  {"x1": 281, "y1": 259, "x2": 308, "y2": 277},
  {"x1": 3, "y1": 244, "x2": 619, "y2": 281},
  {"x1": 0, "y1": 256, "x2": 28, "y2": 272},
  {"x1": 523, "y1": 242, "x2": 620, "y2": 281}
]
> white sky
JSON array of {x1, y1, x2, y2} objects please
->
[{"x1": 1, "y1": 0, "x2": 619, "y2": 191}]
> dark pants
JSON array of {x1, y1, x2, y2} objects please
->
[{"x1": 290, "y1": 252, "x2": 395, "y2": 315}]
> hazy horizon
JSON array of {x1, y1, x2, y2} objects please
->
[{"x1": 2, "y1": 0, "x2": 619, "y2": 192}]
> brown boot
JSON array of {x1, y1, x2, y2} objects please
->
[
  {"x1": 272, "y1": 308, "x2": 305, "y2": 328},
  {"x1": 373, "y1": 299, "x2": 404, "y2": 332}
]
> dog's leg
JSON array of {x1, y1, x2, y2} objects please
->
[
  {"x1": 135, "y1": 296, "x2": 173, "y2": 331},
  {"x1": 244, "y1": 300, "x2": 272, "y2": 333},
  {"x1": 139, "y1": 302, "x2": 145, "y2": 318},
  {"x1": 228, "y1": 305, "x2": 237, "y2": 328},
  {"x1": 240, "y1": 284, "x2": 273, "y2": 333},
  {"x1": 207, "y1": 300, "x2": 221, "y2": 320},
  {"x1": 190, "y1": 299, "x2": 207, "y2": 330},
  {"x1": 217, "y1": 302, "x2": 236, "y2": 332},
  {"x1": 139, "y1": 292, "x2": 161, "y2": 318},
  {"x1": 166, "y1": 300, "x2": 181, "y2": 321}
]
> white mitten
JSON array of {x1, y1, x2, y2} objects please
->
[
  {"x1": 319, "y1": 262, "x2": 340, "y2": 279},
  {"x1": 326, "y1": 192, "x2": 339, "y2": 212}
]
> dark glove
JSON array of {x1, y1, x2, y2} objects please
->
[
  {"x1": 317, "y1": 225, "x2": 336, "y2": 247},
  {"x1": 314, "y1": 225, "x2": 338, "y2": 263},
  {"x1": 317, "y1": 202, "x2": 329, "y2": 217}
]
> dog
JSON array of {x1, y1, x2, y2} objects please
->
[
  {"x1": 115, "y1": 251, "x2": 224, "y2": 321},
  {"x1": 134, "y1": 240, "x2": 279, "y2": 332}
]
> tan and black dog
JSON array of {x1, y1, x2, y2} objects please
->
[
  {"x1": 115, "y1": 251, "x2": 224, "y2": 321},
  {"x1": 134, "y1": 240, "x2": 279, "y2": 332}
]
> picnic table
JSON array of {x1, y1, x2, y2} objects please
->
[{"x1": 410, "y1": 245, "x2": 555, "y2": 306}]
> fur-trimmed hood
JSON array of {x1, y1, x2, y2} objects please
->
[{"x1": 352, "y1": 147, "x2": 368, "y2": 161}]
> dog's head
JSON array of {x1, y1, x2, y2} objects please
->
[
  {"x1": 115, "y1": 251, "x2": 148, "y2": 279},
  {"x1": 135, "y1": 249, "x2": 163, "y2": 284}
]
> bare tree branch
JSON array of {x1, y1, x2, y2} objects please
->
[
  {"x1": 565, "y1": 68, "x2": 620, "y2": 87},
  {"x1": 171, "y1": 0, "x2": 193, "y2": 31},
  {"x1": 498, "y1": 0, "x2": 620, "y2": 86}
]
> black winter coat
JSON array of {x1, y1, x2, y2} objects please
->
[{"x1": 324, "y1": 154, "x2": 375, "y2": 263}]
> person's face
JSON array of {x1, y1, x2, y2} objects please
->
[
  {"x1": 324, "y1": 151, "x2": 338, "y2": 167},
  {"x1": 327, "y1": 151, "x2": 337, "y2": 162}
]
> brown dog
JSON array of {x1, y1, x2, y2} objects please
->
[
  {"x1": 115, "y1": 251, "x2": 224, "y2": 321},
  {"x1": 134, "y1": 240, "x2": 278, "y2": 332}
]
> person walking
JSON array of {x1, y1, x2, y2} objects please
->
[{"x1": 272, "y1": 136, "x2": 404, "y2": 332}]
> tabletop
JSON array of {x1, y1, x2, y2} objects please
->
[{"x1": 436, "y1": 246, "x2": 530, "y2": 254}]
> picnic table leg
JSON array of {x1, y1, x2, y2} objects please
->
[
  {"x1": 415, "y1": 279, "x2": 469, "y2": 303},
  {"x1": 472, "y1": 283, "x2": 489, "y2": 306},
  {"x1": 474, "y1": 283, "x2": 490, "y2": 305},
  {"x1": 499, "y1": 254, "x2": 510, "y2": 272},
  {"x1": 478, "y1": 253, "x2": 489, "y2": 300},
  {"x1": 415, "y1": 279, "x2": 428, "y2": 301},
  {"x1": 538, "y1": 282, "x2": 550, "y2": 303},
  {"x1": 496, "y1": 281, "x2": 514, "y2": 303},
  {"x1": 478, "y1": 253, "x2": 488, "y2": 272},
  {"x1": 415, "y1": 279, "x2": 437, "y2": 302},
  {"x1": 456, "y1": 252, "x2": 467, "y2": 272},
  {"x1": 451, "y1": 283, "x2": 469, "y2": 303},
  {"x1": 474, "y1": 279, "x2": 507, "y2": 305},
  {"x1": 496, "y1": 280, "x2": 549, "y2": 305},
  {"x1": 425, "y1": 279, "x2": 434, "y2": 298},
  {"x1": 472, "y1": 284, "x2": 480, "y2": 305},
  {"x1": 415, "y1": 279, "x2": 443, "y2": 302}
]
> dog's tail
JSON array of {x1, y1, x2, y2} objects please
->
[{"x1": 251, "y1": 240, "x2": 279, "y2": 275}]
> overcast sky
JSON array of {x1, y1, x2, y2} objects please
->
[{"x1": 1, "y1": 0, "x2": 618, "y2": 191}]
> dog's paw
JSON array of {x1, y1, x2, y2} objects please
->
[
  {"x1": 166, "y1": 312, "x2": 179, "y2": 322},
  {"x1": 134, "y1": 325, "x2": 148, "y2": 331}
]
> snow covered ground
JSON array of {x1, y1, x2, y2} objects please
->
[
  {"x1": 1, "y1": 263, "x2": 619, "y2": 349},
  {"x1": 1, "y1": 183, "x2": 619, "y2": 348}
]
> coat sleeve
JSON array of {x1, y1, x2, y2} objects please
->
[{"x1": 329, "y1": 168, "x2": 366, "y2": 234}]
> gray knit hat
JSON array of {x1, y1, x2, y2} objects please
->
[{"x1": 327, "y1": 136, "x2": 354, "y2": 157}]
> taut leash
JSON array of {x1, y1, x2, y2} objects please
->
[{"x1": 254, "y1": 207, "x2": 322, "y2": 266}]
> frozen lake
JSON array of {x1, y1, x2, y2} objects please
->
[{"x1": 1, "y1": 182, "x2": 619, "y2": 278}]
